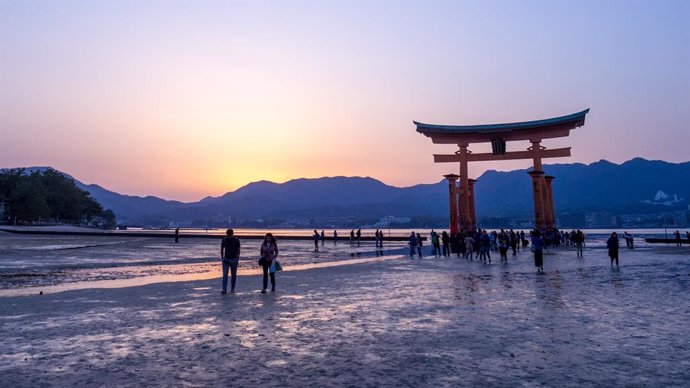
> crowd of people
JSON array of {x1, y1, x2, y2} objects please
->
[
  {"x1": 403, "y1": 228, "x2": 620, "y2": 273},
  {"x1": 216, "y1": 226, "x2": 689, "y2": 293},
  {"x1": 408, "y1": 229, "x2": 529, "y2": 262}
]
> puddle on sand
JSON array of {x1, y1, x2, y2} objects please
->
[{"x1": 0, "y1": 255, "x2": 403, "y2": 297}]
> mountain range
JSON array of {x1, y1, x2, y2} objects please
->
[{"x1": 6, "y1": 158, "x2": 689, "y2": 226}]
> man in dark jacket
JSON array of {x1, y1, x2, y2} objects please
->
[{"x1": 220, "y1": 229, "x2": 241, "y2": 294}]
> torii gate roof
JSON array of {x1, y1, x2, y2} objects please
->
[{"x1": 415, "y1": 109, "x2": 589, "y2": 144}]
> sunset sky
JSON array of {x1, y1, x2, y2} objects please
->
[{"x1": 1, "y1": 0, "x2": 688, "y2": 201}]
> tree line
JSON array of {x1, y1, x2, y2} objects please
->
[{"x1": 0, "y1": 168, "x2": 116, "y2": 227}]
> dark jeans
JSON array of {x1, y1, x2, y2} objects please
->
[
  {"x1": 222, "y1": 259, "x2": 239, "y2": 292},
  {"x1": 262, "y1": 261, "x2": 276, "y2": 290},
  {"x1": 534, "y1": 250, "x2": 543, "y2": 267},
  {"x1": 609, "y1": 250, "x2": 619, "y2": 265}
]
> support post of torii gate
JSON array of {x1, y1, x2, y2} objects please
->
[
  {"x1": 415, "y1": 109, "x2": 589, "y2": 231},
  {"x1": 544, "y1": 176, "x2": 556, "y2": 227},
  {"x1": 443, "y1": 174, "x2": 459, "y2": 234},
  {"x1": 467, "y1": 179, "x2": 477, "y2": 229}
]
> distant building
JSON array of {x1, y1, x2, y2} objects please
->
[
  {"x1": 586, "y1": 212, "x2": 615, "y2": 228},
  {"x1": 559, "y1": 213, "x2": 586, "y2": 228},
  {"x1": 673, "y1": 214, "x2": 687, "y2": 227},
  {"x1": 375, "y1": 216, "x2": 412, "y2": 228}
]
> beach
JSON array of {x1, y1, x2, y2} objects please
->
[{"x1": 1, "y1": 239, "x2": 689, "y2": 387}]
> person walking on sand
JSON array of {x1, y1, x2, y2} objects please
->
[
  {"x1": 356, "y1": 228, "x2": 362, "y2": 246},
  {"x1": 499, "y1": 233, "x2": 509, "y2": 262},
  {"x1": 220, "y1": 229, "x2": 241, "y2": 294},
  {"x1": 509, "y1": 230, "x2": 518, "y2": 256},
  {"x1": 409, "y1": 232, "x2": 417, "y2": 258},
  {"x1": 675, "y1": 230, "x2": 682, "y2": 247},
  {"x1": 431, "y1": 231, "x2": 441, "y2": 257},
  {"x1": 174, "y1": 227, "x2": 180, "y2": 243},
  {"x1": 441, "y1": 231, "x2": 450, "y2": 257},
  {"x1": 375, "y1": 229, "x2": 380, "y2": 248},
  {"x1": 531, "y1": 230, "x2": 545, "y2": 274},
  {"x1": 313, "y1": 230, "x2": 320, "y2": 252},
  {"x1": 321, "y1": 230, "x2": 325, "y2": 246},
  {"x1": 479, "y1": 230, "x2": 491, "y2": 263},
  {"x1": 607, "y1": 232, "x2": 620, "y2": 267},
  {"x1": 628, "y1": 233, "x2": 634, "y2": 249},
  {"x1": 378, "y1": 230, "x2": 385, "y2": 248},
  {"x1": 574, "y1": 229, "x2": 584, "y2": 257},
  {"x1": 259, "y1": 233, "x2": 279, "y2": 293},
  {"x1": 416, "y1": 233, "x2": 423, "y2": 257},
  {"x1": 350, "y1": 229, "x2": 355, "y2": 245},
  {"x1": 464, "y1": 234, "x2": 474, "y2": 260},
  {"x1": 333, "y1": 230, "x2": 338, "y2": 245}
]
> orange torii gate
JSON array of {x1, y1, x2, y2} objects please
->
[{"x1": 415, "y1": 109, "x2": 589, "y2": 233}]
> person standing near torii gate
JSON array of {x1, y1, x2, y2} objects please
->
[
  {"x1": 531, "y1": 230, "x2": 545, "y2": 274},
  {"x1": 464, "y1": 234, "x2": 475, "y2": 260}
]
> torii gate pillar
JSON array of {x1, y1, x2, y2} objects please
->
[
  {"x1": 468, "y1": 179, "x2": 477, "y2": 230},
  {"x1": 528, "y1": 171, "x2": 547, "y2": 229},
  {"x1": 544, "y1": 176, "x2": 556, "y2": 228},
  {"x1": 444, "y1": 174, "x2": 460, "y2": 234}
]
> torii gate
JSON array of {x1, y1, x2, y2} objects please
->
[{"x1": 415, "y1": 109, "x2": 589, "y2": 233}]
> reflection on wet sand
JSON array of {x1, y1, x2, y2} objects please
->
[
  {"x1": 1, "y1": 246, "x2": 688, "y2": 386},
  {"x1": 0, "y1": 235, "x2": 408, "y2": 296}
]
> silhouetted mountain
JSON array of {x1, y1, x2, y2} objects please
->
[
  {"x1": 475, "y1": 158, "x2": 690, "y2": 217},
  {"x1": 74, "y1": 183, "x2": 185, "y2": 220},
  {"x1": 162, "y1": 177, "x2": 447, "y2": 221},
  {"x1": 7, "y1": 158, "x2": 688, "y2": 226}
]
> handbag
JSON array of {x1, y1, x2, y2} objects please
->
[
  {"x1": 274, "y1": 259, "x2": 283, "y2": 272},
  {"x1": 269, "y1": 260, "x2": 277, "y2": 274},
  {"x1": 258, "y1": 257, "x2": 265, "y2": 266}
]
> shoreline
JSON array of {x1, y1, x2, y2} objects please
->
[{"x1": 0, "y1": 227, "x2": 421, "y2": 241}]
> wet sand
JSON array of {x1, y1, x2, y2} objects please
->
[
  {"x1": 1, "y1": 246, "x2": 689, "y2": 387},
  {"x1": 0, "y1": 232, "x2": 407, "y2": 292}
]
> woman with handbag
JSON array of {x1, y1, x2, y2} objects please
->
[{"x1": 259, "y1": 233, "x2": 279, "y2": 293}]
